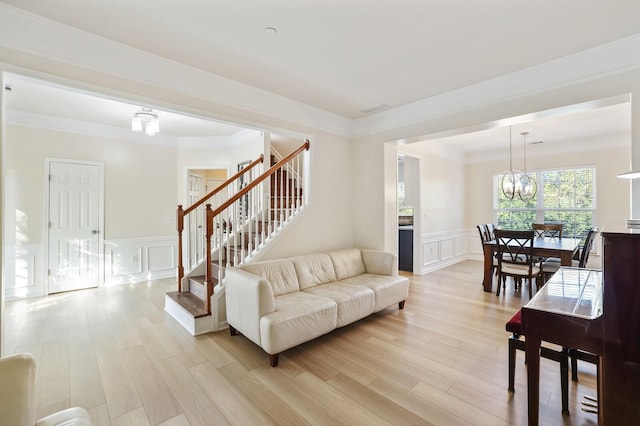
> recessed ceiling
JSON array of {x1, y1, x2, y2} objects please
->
[
  {"x1": 421, "y1": 101, "x2": 631, "y2": 157},
  {"x1": 3, "y1": 74, "x2": 250, "y2": 139},
  {"x1": 0, "y1": 2, "x2": 636, "y2": 150},
  {"x1": 2, "y1": 0, "x2": 640, "y2": 119}
]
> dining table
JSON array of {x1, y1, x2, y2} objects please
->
[{"x1": 482, "y1": 236, "x2": 582, "y2": 292}]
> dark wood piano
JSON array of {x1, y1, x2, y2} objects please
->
[{"x1": 522, "y1": 230, "x2": 640, "y2": 425}]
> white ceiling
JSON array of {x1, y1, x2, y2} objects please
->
[{"x1": 1, "y1": 1, "x2": 638, "y2": 150}]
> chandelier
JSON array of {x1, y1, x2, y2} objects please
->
[
  {"x1": 131, "y1": 108, "x2": 160, "y2": 136},
  {"x1": 500, "y1": 128, "x2": 537, "y2": 202}
]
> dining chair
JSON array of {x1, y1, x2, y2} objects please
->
[
  {"x1": 477, "y1": 224, "x2": 498, "y2": 279},
  {"x1": 532, "y1": 223, "x2": 563, "y2": 238},
  {"x1": 485, "y1": 223, "x2": 496, "y2": 241},
  {"x1": 494, "y1": 229, "x2": 542, "y2": 298},
  {"x1": 476, "y1": 224, "x2": 488, "y2": 243},
  {"x1": 507, "y1": 309, "x2": 571, "y2": 414},
  {"x1": 541, "y1": 228, "x2": 599, "y2": 280}
]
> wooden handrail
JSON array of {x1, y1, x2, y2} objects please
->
[
  {"x1": 183, "y1": 154, "x2": 264, "y2": 215},
  {"x1": 210, "y1": 140, "x2": 309, "y2": 218},
  {"x1": 176, "y1": 139, "x2": 309, "y2": 316},
  {"x1": 176, "y1": 153, "x2": 263, "y2": 293}
]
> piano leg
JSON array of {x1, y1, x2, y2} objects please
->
[
  {"x1": 526, "y1": 336, "x2": 541, "y2": 426},
  {"x1": 560, "y1": 347, "x2": 569, "y2": 415}
]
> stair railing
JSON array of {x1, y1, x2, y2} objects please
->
[
  {"x1": 176, "y1": 154, "x2": 264, "y2": 291},
  {"x1": 202, "y1": 140, "x2": 310, "y2": 308}
]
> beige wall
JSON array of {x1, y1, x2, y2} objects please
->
[
  {"x1": 176, "y1": 135, "x2": 264, "y2": 205},
  {"x1": 353, "y1": 68, "x2": 640, "y2": 251},
  {"x1": 4, "y1": 125, "x2": 178, "y2": 243},
  {"x1": 398, "y1": 144, "x2": 466, "y2": 235},
  {"x1": 4, "y1": 123, "x2": 355, "y2": 260},
  {"x1": 466, "y1": 144, "x2": 630, "y2": 232},
  {"x1": 258, "y1": 131, "x2": 355, "y2": 259}
]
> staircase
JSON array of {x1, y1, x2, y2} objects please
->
[{"x1": 164, "y1": 140, "x2": 310, "y2": 335}]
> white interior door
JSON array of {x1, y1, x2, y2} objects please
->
[
  {"x1": 188, "y1": 173, "x2": 204, "y2": 267},
  {"x1": 48, "y1": 161, "x2": 102, "y2": 293}
]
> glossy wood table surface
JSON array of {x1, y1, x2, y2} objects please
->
[
  {"x1": 482, "y1": 236, "x2": 582, "y2": 292},
  {"x1": 521, "y1": 267, "x2": 603, "y2": 425}
]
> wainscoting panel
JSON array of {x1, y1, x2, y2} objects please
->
[
  {"x1": 147, "y1": 243, "x2": 175, "y2": 273},
  {"x1": 418, "y1": 229, "x2": 469, "y2": 274},
  {"x1": 3, "y1": 244, "x2": 45, "y2": 301},
  {"x1": 4, "y1": 237, "x2": 178, "y2": 300},
  {"x1": 104, "y1": 236, "x2": 177, "y2": 285}
]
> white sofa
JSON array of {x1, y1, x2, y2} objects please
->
[{"x1": 225, "y1": 248, "x2": 409, "y2": 366}]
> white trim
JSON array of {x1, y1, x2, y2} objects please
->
[
  {"x1": 43, "y1": 158, "x2": 105, "y2": 294},
  {"x1": 2, "y1": 4, "x2": 640, "y2": 139},
  {"x1": 3, "y1": 244, "x2": 45, "y2": 301},
  {"x1": 4, "y1": 236, "x2": 178, "y2": 299},
  {"x1": 414, "y1": 229, "x2": 469, "y2": 275},
  {"x1": 352, "y1": 34, "x2": 640, "y2": 137},
  {"x1": 0, "y1": 4, "x2": 351, "y2": 137},
  {"x1": 104, "y1": 236, "x2": 177, "y2": 285}
]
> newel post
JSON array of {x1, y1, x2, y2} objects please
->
[
  {"x1": 176, "y1": 205, "x2": 185, "y2": 292},
  {"x1": 205, "y1": 204, "x2": 214, "y2": 314}
]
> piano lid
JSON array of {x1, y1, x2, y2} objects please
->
[{"x1": 525, "y1": 267, "x2": 603, "y2": 319}]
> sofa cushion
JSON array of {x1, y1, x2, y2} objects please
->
[
  {"x1": 292, "y1": 253, "x2": 337, "y2": 289},
  {"x1": 303, "y1": 283, "x2": 375, "y2": 327},
  {"x1": 340, "y1": 273, "x2": 409, "y2": 312},
  {"x1": 327, "y1": 248, "x2": 366, "y2": 280},
  {"x1": 240, "y1": 259, "x2": 300, "y2": 296},
  {"x1": 259, "y1": 292, "x2": 337, "y2": 355}
]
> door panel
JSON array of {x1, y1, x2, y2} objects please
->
[{"x1": 48, "y1": 161, "x2": 101, "y2": 293}]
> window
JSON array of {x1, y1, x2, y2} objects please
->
[{"x1": 494, "y1": 167, "x2": 596, "y2": 240}]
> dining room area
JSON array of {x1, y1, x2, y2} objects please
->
[{"x1": 394, "y1": 92, "x2": 636, "y2": 424}]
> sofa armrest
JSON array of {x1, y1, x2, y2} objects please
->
[
  {"x1": 361, "y1": 249, "x2": 398, "y2": 276},
  {"x1": 225, "y1": 267, "x2": 276, "y2": 347}
]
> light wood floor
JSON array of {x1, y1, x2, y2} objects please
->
[{"x1": 3, "y1": 260, "x2": 599, "y2": 426}]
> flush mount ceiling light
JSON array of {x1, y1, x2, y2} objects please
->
[
  {"x1": 131, "y1": 108, "x2": 159, "y2": 136},
  {"x1": 500, "y1": 127, "x2": 537, "y2": 202}
]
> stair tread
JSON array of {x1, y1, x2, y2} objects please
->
[{"x1": 166, "y1": 291, "x2": 210, "y2": 318}]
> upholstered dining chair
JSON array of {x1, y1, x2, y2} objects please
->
[
  {"x1": 0, "y1": 353, "x2": 92, "y2": 425},
  {"x1": 494, "y1": 229, "x2": 542, "y2": 298},
  {"x1": 506, "y1": 309, "x2": 571, "y2": 414},
  {"x1": 541, "y1": 228, "x2": 599, "y2": 281},
  {"x1": 506, "y1": 309, "x2": 600, "y2": 415}
]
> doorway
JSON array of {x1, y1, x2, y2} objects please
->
[
  {"x1": 185, "y1": 168, "x2": 227, "y2": 268},
  {"x1": 397, "y1": 154, "x2": 420, "y2": 273},
  {"x1": 46, "y1": 159, "x2": 104, "y2": 293}
]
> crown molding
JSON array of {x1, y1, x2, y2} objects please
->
[
  {"x1": 2, "y1": 3, "x2": 640, "y2": 141},
  {"x1": 351, "y1": 33, "x2": 640, "y2": 138},
  {"x1": 0, "y1": 4, "x2": 352, "y2": 137}
]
